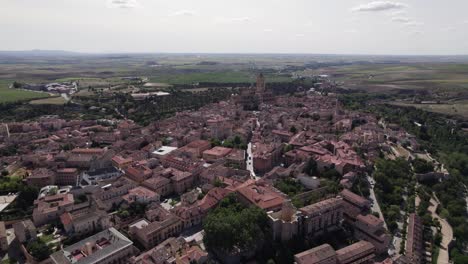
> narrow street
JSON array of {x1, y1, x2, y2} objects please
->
[
  {"x1": 429, "y1": 196, "x2": 453, "y2": 264},
  {"x1": 366, "y1": 175, "x2": 387, "y2": 229}
]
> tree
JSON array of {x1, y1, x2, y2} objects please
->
[
  {"x1": 412, "y1": 158, "x2": 434, "y2": 174},
  {"x1": 303, "y1": 159, "x2": 318, "y2": 176},
  {"x1": 203, "y1": 195, "x2": 268, "y2": 254},
  {"x1": 27, "y1": 240, "x2": 51, "y2": 261},
  {"x1": 290, "y1": 126, "x2": 298, "y2": 134},
  {"x1": 16, "y1": 185, "x2": 39, "y2": 210}
]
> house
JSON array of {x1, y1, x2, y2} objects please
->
[
  {"x1": 60, "y1": 207, "x2": 110, "y2": 236},
  {"x1": 123, "y1": 186, "x2": 160, "y2": 204},
  {"x1": 202, "y1": 146, "x2": 232, "y2": 162},
  {"x1": 125, "y1": 163, "x2": 153, "y2": 183},
  {"x1": 142, "y1": 176, "x2": 173, "y2": 197},
  {"x1": 299, "y1": 197, "x2": 344, "y2": 237},
  {"x1": 56, "y1": 168, "x2": 80, "y2": 186},
  {"x1": 50, "y1": 228, "x2": 136, "y2": 264},
  {"x1": 236, "y1": 182, "x2": 286, "y2": 212},
  {"x1": 32, "y1": 193, "x2": 75, "y2": 226},
  {"x1": 26, "y1": 168, "x2": 56, "y2": 188},
  {"x1": 13, "y1": 219, "x2": 37, "y2": 244},
  {"x1": 81, "y1": 167, "x2": 121, "y2": 185},
  {"x1": 0, "y1": 222, "x2": 8, "y2": 251},
  {"x1": 129, "y1": 206, "x2": 183, "y2": 249}
]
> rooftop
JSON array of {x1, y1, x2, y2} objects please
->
[{"x1": 50, "y1": 228, "x2": 133, "y2": 264}]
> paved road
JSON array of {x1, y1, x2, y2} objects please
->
[
  {"x1": 366, "y1": 175, "x2": 387, "y2": 229},
  {"x1": 428, "y1": 197, "x2": 453, "y2": 264}
]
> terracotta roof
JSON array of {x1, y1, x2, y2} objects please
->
[{"x1": 294, "y1": 244, "x2": 336, "y2": 264}]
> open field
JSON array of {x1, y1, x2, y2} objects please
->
[
  {"x1": 29, "y1": 96, "x2": 67, "y2": 105},
  {"x1": 390, "y1": 100, "x2": 468, "y2": 119},
  {"x1": 149, "y1": 71, "x2": 291, "y2": 84},
  {"x1": 0, "y1": 80, "x2": 49, "y2": 103},
  {"x1": 317, "y1": 64, "x2": 468, "y2": 97}
]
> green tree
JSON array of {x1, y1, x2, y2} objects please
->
[
  {"x1": 203, "y1": 195, "x2": 268, "y2": 253},
  {"x1": 27, "y1": 240, "x2": 51, "y2": 261},
  {"x1": 290, "y1": 126, "x2": 298, "y2": 134}
]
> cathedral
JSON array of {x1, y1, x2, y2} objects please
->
[{"x1": 237, "y1": 73, "x2": 275, "y2": 110}]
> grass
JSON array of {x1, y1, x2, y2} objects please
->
[
  {"x1": 149, "y1": 71, "x2": 291, "y2": 84},
  {"x1": 29, "y1": 96, "x2": 66, "y2": 105},
  {"x1": 390, "y1": 100, "x2": 468, "y2": 119},
  {"x1": 0, "y1": 80, "x2": 49, "y2": 103},
  {"x1": 432, "y1": 246, "x2": 440, "y2": 264},
  {"x1": 40, "y1": 233, "x2": 54, "y2": 243}
]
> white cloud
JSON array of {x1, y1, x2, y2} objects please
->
[
  {"x1": 229, "y1": 17, "x2": 252, "y2": 23},
  {"x1": 169, "y1": 10, "x2": 197, "y2": 17},
  {"x1": 405, "y1": 21, "x2": 424, "y2": 27},
  {"x1": 215, "y1": 16, "x2": 253, "y2": 24},
  {"x1": 352, "y1": 1, "x2": 406, "y2": 12},
  {"x1": 391, "y1": 17, "x2": 410, "y2": 23},
  {"x1": 107, "y1": 0, "x2": 138, "y2": 9},
  {"x1": 391, "y1": 17, "x2": 423, "y2": 27}
]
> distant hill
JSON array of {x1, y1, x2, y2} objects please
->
[{"x1": 0, "y1": 50, "x2": 84, "y2": 57}]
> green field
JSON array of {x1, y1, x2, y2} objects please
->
[
  {"x1": 321, "y1": 64, "x2": 468, "y2": 94},
  {"x1": 390, "y1": 100, "x2": 468, "y2": 119},
  {"x1": 29, "y1": 96, "x2": 66, "y2": 105},
  {"x1": 149, "y1": 71, "x2": 291, "y2": 84},
  {"x1": 0, "y1": 80, "x2": 49, "y2": 103}
]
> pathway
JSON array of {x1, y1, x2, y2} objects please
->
[{"x1": 428, "y1": 196, "x2": 453, "y2": 264}]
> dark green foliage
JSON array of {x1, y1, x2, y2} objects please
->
[
  {"x1": 203, "y1": 194, "x2": 268, "y2": 253},
  {"x1": 274, "y1": 178, "x2": 304, "y2": 197},
  {"x1": 290, "y1": 126, "x2": 297, "y2": 134},
  {"x1": 303, "y1": 159, "x2": 318, "y2": 176},
  {"x1": 373, "y1": 158, "x2": 412, "y2": 233},
  {"x1": 27, "y1": 240, "x2": 51, "y2": 261},
  {"x1": 16, "y1": 185, "x2": 39, "y2": 210},
  {"x1": 117, "y1": 202, "x2": 147, "y2": 219},
  {"x1": 413, "y1": 158, "x2": 434, "y2": 174},
  {"x1": 321, "y1": 168, "x2": 340, "y2": 181},
  {"x1": 222, "y1": 135, "x2": 247, "y2": 150}
]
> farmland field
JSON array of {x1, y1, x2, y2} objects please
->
[
  {"x1": 29, "y1": 96, "x2": 66, "y2": 105},
  {"x1": 0, "y1": 80, "x2": 49, "y2": 103}
]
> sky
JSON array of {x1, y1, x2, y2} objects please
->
[{"x1": 1, "y1": 0, "x2": 468, "y2": 55}]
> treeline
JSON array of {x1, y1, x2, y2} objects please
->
[{"x1": 124, "y1": 88, "x2": 232, "y2": 126}]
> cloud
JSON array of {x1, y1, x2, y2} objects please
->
[
  {"x1": 107, "y1": 0, "x2": 138, "y2": 9},
  {"x1": 391, "y1": 17, "x2": 423, "y2": 27},
  {"x1": 229, "y1": 17, "x2": 252, "y2": 23},
  {"x1": 169, "y1": 10, "x2": 197, "y2": 17},
  {"x1": 352, "y1": 1, "x2": 406, "y2": 12},
  {"x1": 405, "y1": 21, "x2": 424, "y2": 27},
  {"x1": 215, "y1": 16, "x2": 253, "y2": 24},
  {"x1": 391, "y1": 17, "x2": 410, "y2": 23}
]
